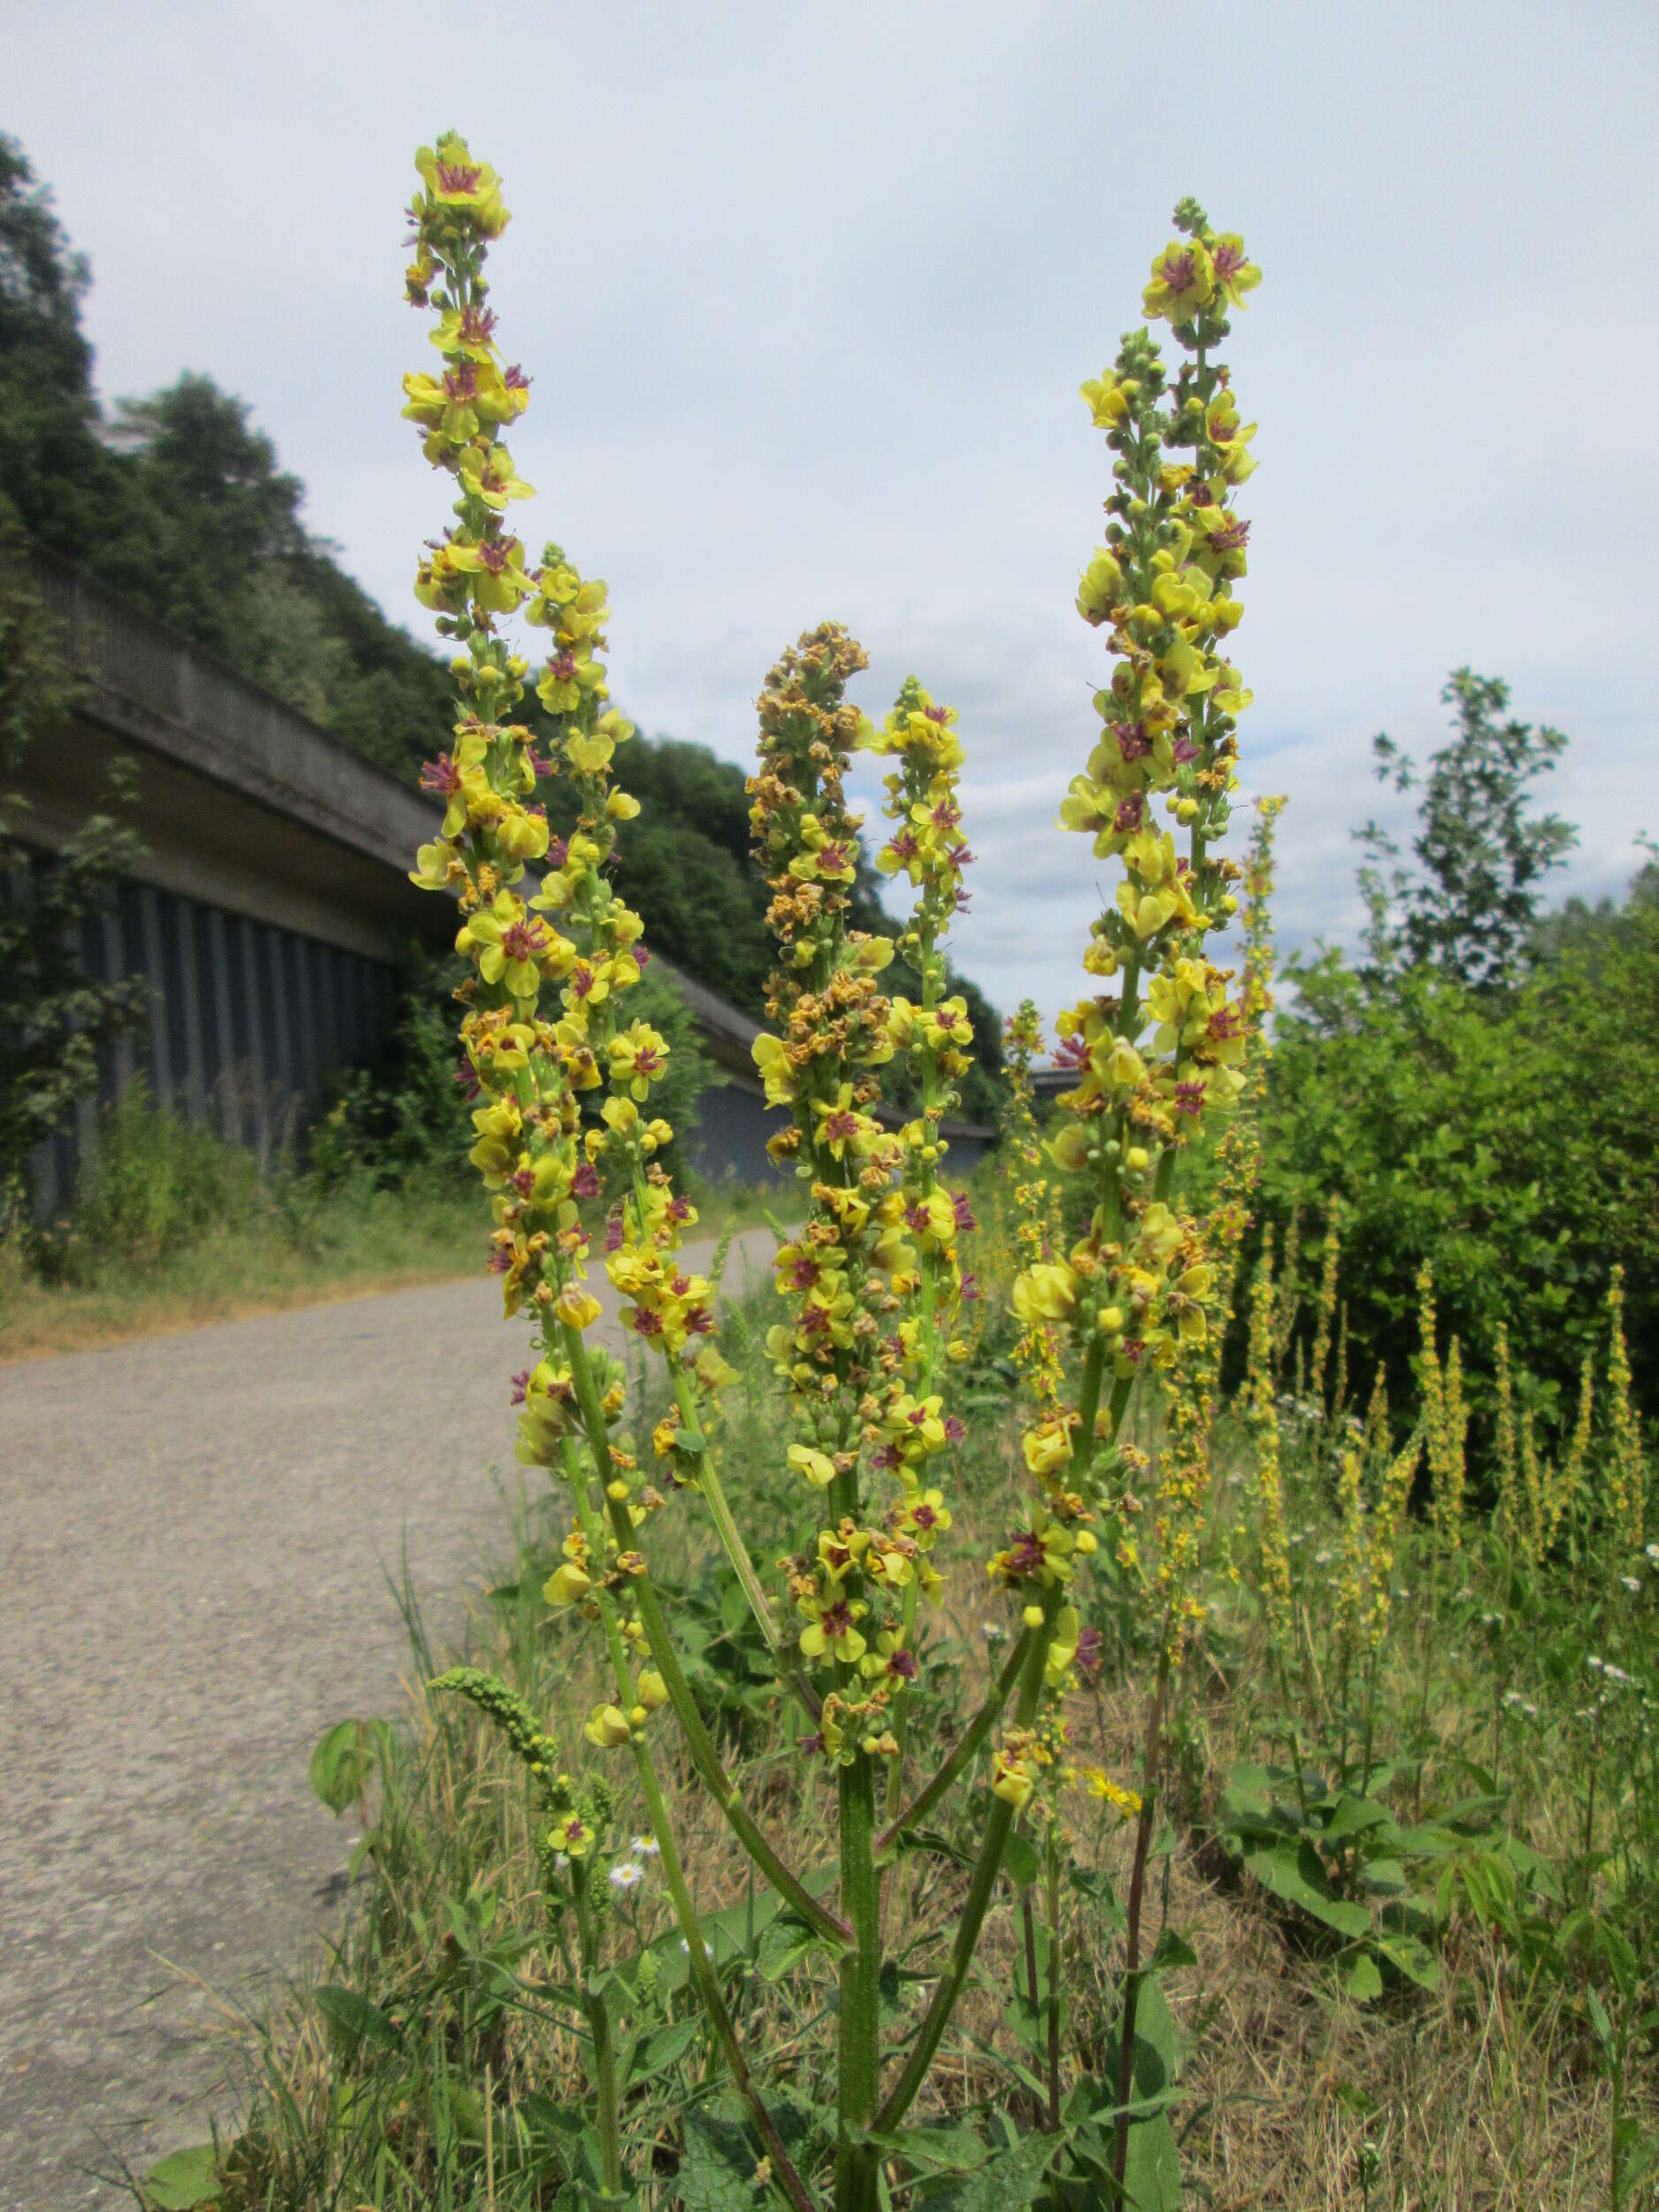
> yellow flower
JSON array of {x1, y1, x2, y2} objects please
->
[
  {"x1": 1142, "y1": 237, "x2": 1215, "y2": 325},
  {"x1": 608, "y1": 1022, "x2": 670, "y2": 1101},
  {"x1": 1021, "y1": 1417, "x2": 1074, "y2": 1479},
  {"x1": 543, "y1": 1562, "x2": 593, "y2": 1606},
  {"x1": 458, "y1": 442, "x2": 534, "y2": 510},
  {"x1": 799, "y1": 1594, "x2": 868, "y2": 1665},
  {"x1": 584, "y1": 1703, "x2": 633, "y2": 1749},
  {"x1": 1209, "y1": 233, "x2": 1262, "y2": 310},
  {"x1": 1013, "y1": 1261, "x2": 1079, "y2": 1325},
  {"x1": 555, "y1": 1284, "x2": 603, "y2": 1332},
  {"x1": 549, "y1": 1811, "x2": 593, "y2": 1858},
  {"x1": 752, "y1": 1033, "x2": 795, "y2": 1106},
  {"x1": 1076, "y1": 547, "x2": 1124, "y2": 626},
  {"x1": 991, "y1": 1747, "x2": 1035, "y2": 1812},
  {"x1": 1079, "y1": 369, "x2": 1135, "y2": 427},
  {"x1": 788, "y1": 1443, "x2": 838, "y2": 1490},
  {"x1": 415, "y1": 135, "x2": 510, "y2": 236}
]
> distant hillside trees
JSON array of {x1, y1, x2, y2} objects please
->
[{"x1": 0, "y1": 134, "x2": 1006, "y2": 1118}]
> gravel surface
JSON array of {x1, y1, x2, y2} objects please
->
[{"x1": 0, "y1": 1227, "x2": 774, "y2": 2210}]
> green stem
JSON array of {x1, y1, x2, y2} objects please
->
[
  {"x1": 570, "y1": 1861, "x2": 623, "y2": 2197},
  {"x1": 875, "y1": 1628, "x2": 1032, "y2": 1858},
  {"x1": 560, "y1": 1427, "x2": 819, "y2": 2212},
  {"x1": 1045, "y1": 1823, "x2": 1063, "y2": 2132},
  {"x1": 631, "y1": 1726, "x2": 820, "y2": 2212},
  {"x1": 562, "y1": 1325, "x2": 849, "y2": 1948},
  {"x1": 686, "y1": 1386, "x2": 823, "y2": 1724},
  {"x1": 1112, "y1": 1646, "x2": 1170, "y2": 2192},
  {"x1": 875, "y1": 1594, "x2": 1060, "y2": 2133},
  {"x1": 836, "y1": 1749, "x2": 883, "y2": 2212}
]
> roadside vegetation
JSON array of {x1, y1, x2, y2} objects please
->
[{"x1": 120, "y1": 142, "x2": 1654, "y2": 2212}]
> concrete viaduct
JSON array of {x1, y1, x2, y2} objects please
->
[{"x1": 15, "y1": 561, "x2": 991, "y2": 1212}]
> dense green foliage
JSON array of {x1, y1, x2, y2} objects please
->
[
  {"x1": 0, "y1": 138, "x2": 457, "y2": 781},
  {"x1": 1260, "y1": 672, "x2": 1656, "y2": 1437},
  {"x1": 0, "y1": 530, "x2": 149, "y2": 1187}
]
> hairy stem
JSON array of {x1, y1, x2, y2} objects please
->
[
  {"x1": 1112, "y1": 1646, "x2": 1171, "y2": 2191},
  {"x1": 1045, "y1": 1822, "x2": 1063, "y2": 2132},
  {"x1": 563, "y1": 1325, "x2": 849, "y2": 1947},
  {"x1": 875, "y1": 1627, "x2": 1032, "y2": 1858},
  {"x1": 875, "y1": 1594, "x2": 1060, "y2": 2133},
  {"x1": 560, "y1": 1419, "x2": 818, "y2": 2212},
  {"x1": 836, "y1": 1749, "x2": 883, "y2": 2212},
  {"x1": 570, "y1": 1861, "x2": 623, "y2": 2196}
]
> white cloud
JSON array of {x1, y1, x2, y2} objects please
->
[{"x1": 9, "y1": 0, "x2": 1657, "y2": 1034}]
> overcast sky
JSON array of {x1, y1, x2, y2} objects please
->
[{"x1": 11, "y1": 2, "x2": 1657, "y2": 1026}]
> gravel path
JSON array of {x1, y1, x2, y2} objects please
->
[{"x1": 0, "y1": 1228, "x2": 774, "y2": 2210}]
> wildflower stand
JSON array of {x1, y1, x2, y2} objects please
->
[{"x1": 399, "y1": 137, "x2": 1262, "y2": 2209}]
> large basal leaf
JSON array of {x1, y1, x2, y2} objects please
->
[
  {"x1": 677, "y1": 2108, "x2": 768, "y2": 2212},
  {"x1": 918, "y1": 2131, "x2": 1056, "y2": 2209},
  {"x1": 1339, "y1": 1950, "x2": 1385, "y2": 2003},
  {"x1": 1243, "y1": 1839, "x2": 1371, "y2": 1939},
  {"x1": 1376, "y1": 1929, "x2": 1443, "y2": 1992}
]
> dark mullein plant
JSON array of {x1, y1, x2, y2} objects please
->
[{"x1": 392, "y1": 142, "x2": 1265, "y2": 2208}]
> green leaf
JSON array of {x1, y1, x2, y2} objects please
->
[
  {"x1": 312, "y1": 1983, "x2": 399, "y2": 2059},
  {"x1": 1110, "y1": 1985, "x2": 1184, "y2": 2212},
  {"x1": 1148, "y1": 1926, "x2": 1196, "y2": 1974},
  {"x1": 678, "y1": 2108, "x2": 764, "y2": 2211},
  {"x1": 141, "y1": 2147, "x2": 221, "y2": 2209},
  {"x1": 1320, "y1": 1793, "x2": 1393, "y2": 1844},
  {"x1": 307, "y1": 1717, "x2": 387, "y2": 1815},
  {"x1": 1002, "y1": 1832, "x2": 1041, "y2": 1886},
  {"x1": 627, "y1": 2017, "x2": 699, "y2": 2085},
  {"x1": 1121, "y1": 2113, "x2": 1182, "y2": 2212},
  {"x1": 1340, "y1": 1951, "x2": 1384, "y2": 2002},
  {"x1": 1243, "y1": 1840, "x2": 1371, "y2": 1939},
  {"x1": 918, "y1": 2131, "x2": 1056, "y2": 2208},
  {"x1": 1376, "y1": 1930, "x2": 1442, "y2": 1992}
]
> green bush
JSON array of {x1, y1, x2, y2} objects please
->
[
  {"x1": 69, "y1": 1079, "x2": 262, "y2": 1269},
  {"x1": 1257, "y1": 869, "x2": 1659, "y2": 1432}
]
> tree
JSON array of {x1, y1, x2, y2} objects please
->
[
  {"x1": 1356, "y1": 668, "x2": 1577, "y2": 990},
  {"x1": 0, "y1": 134, "x2": 130, "y2": 553}
]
